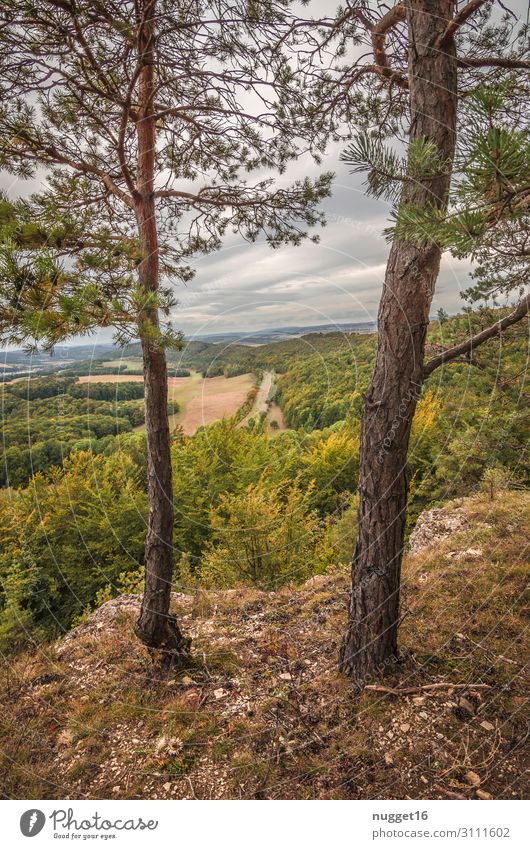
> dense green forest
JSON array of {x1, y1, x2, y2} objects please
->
[
  {"x1": 121, "y1": 329, "x2": 374, "y2": 379},
  {"x1": 0, "y1": 307, "x2": 527, "y2": 653},
  {"x1": 276, "y1": 308, "x2": 529, "y2": 506},
  {"x1": 0, "y1": 378, "x2": 147, "y2": 487}
]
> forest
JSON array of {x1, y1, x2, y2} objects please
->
[
  {"x1": 0, "y1": 377, "x2": 148, "y2": 487},
  {"x1": 0, "y1": 306, "x2": 527, "y2": 654}
]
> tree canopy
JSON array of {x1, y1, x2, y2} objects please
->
[{"x1": 0, "y1": 0, "x2": 331, "y2": 352}]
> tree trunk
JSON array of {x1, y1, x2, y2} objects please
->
[
  {"x1": 132, "y1": 0, "x2": 191, "y2": 666},
  {"x1": 339, "y1": 0, "x2": 457, "y2": 683}
]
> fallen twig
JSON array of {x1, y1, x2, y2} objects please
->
[
  {"x1": 433, "y1": 783, "x2": 467, "y2": 800},
  {"x1": 365, "y1": 682, "x2": 492, "y2": 696}
]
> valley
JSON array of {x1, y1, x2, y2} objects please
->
[{"x1": 77, "y1": 368, "x2": 257, "y2": 435}]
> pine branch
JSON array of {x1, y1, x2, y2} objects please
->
[
  {"x1": 3, "y1": 127, "x2": 134, "y2": 208},
  {"x1": 423, "y1": 292, "x2": 530, "y2": 377},
  {"x1": 459, "y1": 55, "x2": 530, "y2": 69},
  {"x1": 370, "y1": 3, "x2": 408, "y2": 90},
  {"x1": 436, "y1": 0, "x2": 489, "y2": 49}
]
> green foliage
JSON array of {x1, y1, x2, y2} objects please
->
[
  {"x1": 91, "y1": 564, "x2": 145, "y2": 613},
  {"x1": 480, "y1": 464, "x2": 515, "y2": 502},
  {"x1": 390, "y1": 82, "x2": 530, "y2": 304},
  {"x1": 0, "y1": 377, "x2": 149, "y2": 487},
  {"x1": 0, "y1": 2, "x2": 331, "y2": 353},
  {"x1": 341, "y1": 135, "x2": 446, "y2": 204},
  {"x1": 0, "y1": 403, "x2": 364, "y2": 649},
  {"x1": 299, "y1": 429, "x2": 359, "y2": 514},
  {"x1": 7, "y1": 375, "x2": 76, "y2": 400},
  {"x1": 275, "y1": 310, "x2": 528, "y2": 516},
  {"x1": 0, "y1": 448, "x2": 147, "y2": 650},
  {"x1": 319, "y1": 494, "x2": 359, "y2": 569},
  {"x1": 199, "y1": 480, "x2": 322, "y2": 589},
  {"x1": 69, "y1": 382, "x2": 145, "y2": 402},
  {"x1": 0, "y1": 308, "x2": 527, "y2": 653},
  {"x1": 275, "y1": 337, "x2": 375, "y2": 429},
  {"x1": 0, "y1": 235, "x2": 144, "y2": 352}
]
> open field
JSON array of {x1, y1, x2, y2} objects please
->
[
  {"x1": 102, "y1": 357, "x2": 188, "y2": 376},
  {"x1": 3, "y1": 371, "x2": 55, "y2": 384},
  {"x1": 79, "y1": 370, "x2": 254, "y2": 434},
  {"x1": 101, "y1": 358, "x2": 143, "y2": 372},
  {"x1": 172, "y1": 372, "x2": 254, "y2": 434}
]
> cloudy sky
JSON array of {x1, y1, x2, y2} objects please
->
[
  {"x1": 173, "y1": 146, "x2": 474, "y2": 338},
  {"x1": 1, "y1": 1, "x2": 527, "y2": 347},
  {"x1": 0, "y1": 141, "x2": 477, "y2": 343},
  {"x1": 150, "y1": 0, "x2": 529, "y2": 340}
]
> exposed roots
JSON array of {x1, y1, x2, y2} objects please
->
[{"x1": 134, "y1": 613, "x2": 192, "y2": 672}]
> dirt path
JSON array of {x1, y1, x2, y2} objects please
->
[
  {"x1": 267, "y1": 401, "x2": 285, "y2": 431},
  {"x1": 238, "y1": 371, "x2": 285, "y2": 433},
  {"x1": 253, "y1": 370, "x2": 274, "y2": 417}
]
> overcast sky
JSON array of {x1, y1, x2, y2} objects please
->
[
  {"x1": 173, "y1": 146, "x2": 475, "y2": 338},
  {"x1": 0, "y1": 142, "x2": 478, "y2": 343},
  {"x1": 1, "y1": 1, "x2": 527, "y2": 347}
]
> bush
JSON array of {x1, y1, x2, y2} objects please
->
[{"x1": 199, "y1": 480, "x2": 322, "y2": 590}]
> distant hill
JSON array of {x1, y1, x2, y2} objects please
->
[
  {"x1": 2, "y1": 343, "x2": 116, "y2": 363},
  {"x1": 116, "y1": 329, "x2": 378, "y2": 378},
  {"x1": 1, "y1": 344, "x2": 118, "y2": 382},
  {"x1": 191, "y1": 320, "x2": 377, "y2": 345},
  {"x1": 2, "y1": 329, "x2": 375, "y2": 381},
  {"x1": 2, "y1": 322, "x2": 376, "y2": 368}
]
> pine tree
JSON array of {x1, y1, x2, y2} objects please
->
[
  {"x1": 0, "y1": 0, "x2": 331, "y2": 665},
  {"x1": 293, "y1": 0, "x2": 529, "y2": 683}
]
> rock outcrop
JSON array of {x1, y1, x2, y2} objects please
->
[{"x1": 409, "y1": 506, "x2": 470, "y2": 554}]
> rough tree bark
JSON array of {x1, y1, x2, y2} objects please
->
[
  {"x1": 133, "y1": 0, "x2": 191, "y2": 665},
  {"x1": 339, "y1": 0, "x2": 457, "y2": 682}
]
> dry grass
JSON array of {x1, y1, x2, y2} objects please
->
[
  {"x1": 0, "y1": 491, "x2": 528, "y2": 800},
  {"x1": 174, "y1": 373, "x2": 254, "y2": 435},
  {"x1": 78, "y1": 371, "x2": 255, "y2": 435}
]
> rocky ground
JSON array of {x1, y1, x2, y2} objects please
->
[{"x1": 1, "y1": 491, "x2": 528, "y2": 800}]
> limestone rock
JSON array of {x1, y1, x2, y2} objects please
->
[{"x1": 409, "y1": 508, "x2": 469, "y2": 554}]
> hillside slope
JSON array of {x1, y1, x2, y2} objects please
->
[{"x1": 1, "y1": 492, "x2": 528, "y2": 800}]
